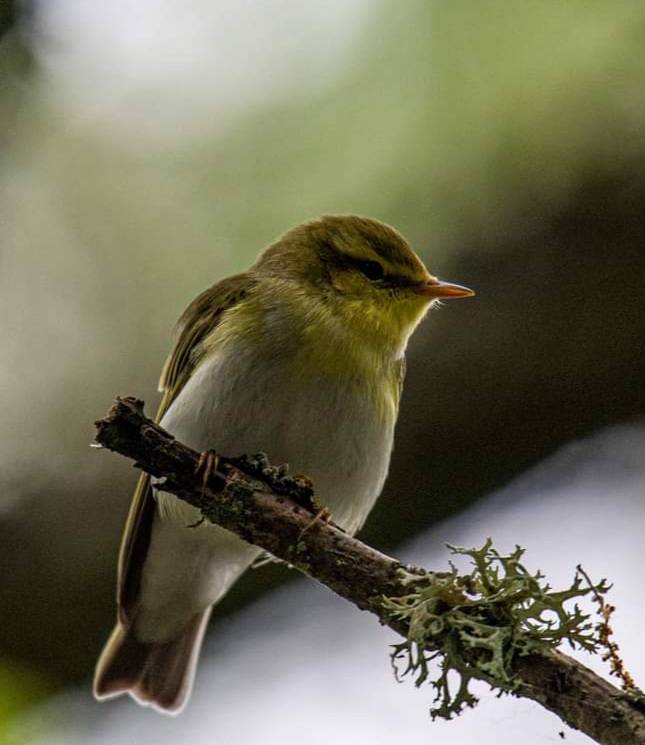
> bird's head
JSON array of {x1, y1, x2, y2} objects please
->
[{"x1": 253, "y1": 215, "x2": 474, "y2": 352}]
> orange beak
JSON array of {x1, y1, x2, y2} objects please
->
[{"x1": 414, "y1": 278, "x2": 475, "y2": 299}]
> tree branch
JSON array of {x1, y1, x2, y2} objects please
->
[{"x1": 94, "y1": 397, "x2": 645, "y2": 745}]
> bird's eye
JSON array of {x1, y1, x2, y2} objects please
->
[{"x1": 357, "y1": 260, "x2": 385, "y2": 281}]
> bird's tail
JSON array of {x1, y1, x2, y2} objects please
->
[{"x1": 93, "y1": 609, "x2": 211, "y2": 714}]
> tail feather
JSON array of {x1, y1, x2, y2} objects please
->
[{"x1": 93, "y1": 609, "x2": 211, "y2": 714}]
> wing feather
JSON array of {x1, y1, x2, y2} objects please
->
[{"x1": 116, "y1": 273, "x2": 253, "y2": 621}]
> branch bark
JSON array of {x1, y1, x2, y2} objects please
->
[{"x1": 95, "y1": 397, "x2": 645, "y2": 745}]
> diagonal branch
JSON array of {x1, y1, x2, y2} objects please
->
[{"x1": 94, "y1": 397, "x2": 645, "y2": 745}]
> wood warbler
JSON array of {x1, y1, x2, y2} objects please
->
[{"x1": 94, "y1": 215, "x2": 474, "y2": 713}]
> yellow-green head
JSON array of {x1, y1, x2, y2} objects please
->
[{"x1": 253, "y1": 214, "x2": 473, "y2": 355}]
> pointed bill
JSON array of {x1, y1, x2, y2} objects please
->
[{"x1": 415, "y1": 278, "x2": 475, "y2": 299}]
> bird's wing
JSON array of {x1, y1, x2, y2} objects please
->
[{"x1": 116, "y1": 273, "x2": 253, "y2": 622}]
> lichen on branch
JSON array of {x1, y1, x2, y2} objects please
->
[
  {"x1": 383, "y1": 540, "x2": 620, "y2": 719},
  {"x1": 94, "y1": 397, "x2": 645, "y2": 745}
]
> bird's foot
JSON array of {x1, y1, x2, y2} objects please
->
[
  {"x1": 194, "y1": 449, "x2": 220, "y2": 496},
  {"x1": 298, "y1": 506, "x2": 332, "y2": 540}
]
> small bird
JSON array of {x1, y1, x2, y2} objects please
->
[{"x1": 93, "y1": 215, "x2": 474, "y2": 714}]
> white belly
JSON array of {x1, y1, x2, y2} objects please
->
[
  {"x1": 137, "y1": 340, "x2": 394, "y2": 642},
  {"x1": 163, "y1": 342, "x2": 394, "y2": 530}
]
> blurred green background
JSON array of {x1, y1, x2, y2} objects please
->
[{"x1": 1, "y1": 0, "x2": 645, "y2": 736}]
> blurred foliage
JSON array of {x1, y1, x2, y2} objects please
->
[
  {"x1": 0, "y1": 661, "x2": 52, "y2": 742},
  {"x1": 1, "y1": 0, "x2": 645, "y2": 727}
]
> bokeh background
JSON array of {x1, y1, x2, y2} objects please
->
[{"x1": 1, "y1": 1, "x2": 644, "y2": 743}]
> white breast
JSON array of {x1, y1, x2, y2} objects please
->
[
  {"x1": 138, "y1": 336, "x2": 395, "y2": 642},
  {"x1": 160, "y1": 339, "x2": 395, "y2": 534}
]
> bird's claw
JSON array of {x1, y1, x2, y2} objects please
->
[
  {"x1": 298, "y1": 506, "x2": 332, "y2": 540},
  {"x1": 195, "y1": 449, "x2": 220, "y2": 495}
]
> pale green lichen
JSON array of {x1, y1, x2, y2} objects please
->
[{"x1": 382, "y1": 539, "x2": 610, "y2": 720}]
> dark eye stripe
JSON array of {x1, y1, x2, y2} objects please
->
[
  {"x1": 316, "y1": 238, "x2": 418, "y2": 289},
  {"x1": 317, "y1": 240, "x2": 385, "y2": 278},
  {"x1": 357, "y1": 260, "x2": 385, "y2": 281}
]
